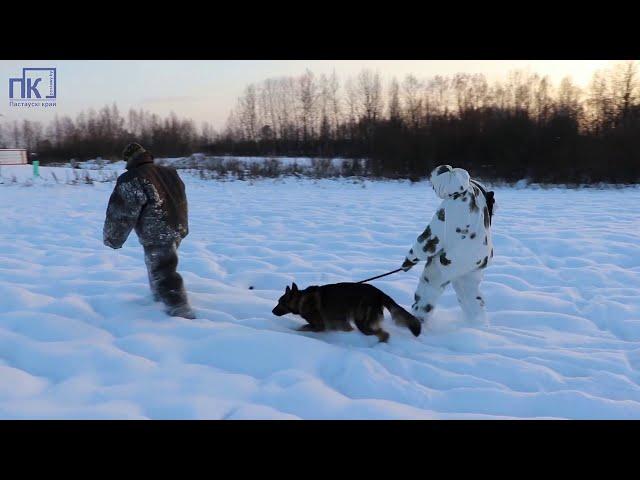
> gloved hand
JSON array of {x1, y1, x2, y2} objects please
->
[{"x1": 401, "y1": 257, "x2": 417, "y2": 272}]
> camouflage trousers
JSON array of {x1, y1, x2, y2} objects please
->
[
  {"x1": 143, "y1": 241, "x2": 191, "y2": 316},
  {"x1": 411, "y1": 262, "x2": 487, "y2": 325}
]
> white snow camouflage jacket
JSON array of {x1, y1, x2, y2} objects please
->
[{"x1": 404, "y1": 165, "x2": 494, "y2": 279}]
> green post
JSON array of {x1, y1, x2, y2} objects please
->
[{"x1": 33, "y1": 160, "x2": 40, "y2": 177}]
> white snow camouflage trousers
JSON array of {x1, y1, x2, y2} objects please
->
[{"x1": 412, "y1": 261, "x2": 487, "y2": 324}]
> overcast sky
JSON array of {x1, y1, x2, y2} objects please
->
[{"x1": 0, "y1": 60, "x2": 618, "y2": 130}]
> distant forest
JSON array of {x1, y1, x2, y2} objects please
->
[{"x1": 2, "y1": 61, "x2": 639, "y2": 183}]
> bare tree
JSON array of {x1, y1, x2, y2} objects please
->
[
  {"x1": 356, "y1": 70, "x2": 384, "y2": 123},
  {"x1": 612, "y1": 61, "x2": 639, "y2": 125},
  {"x1": 327, "y1": 70, "x2": 341, "y2": 137},
  {"x1": 260, "y1": 78, "x2": 281, "y2": 139},
  {"x1": 425, "y1": 76, "x2": 451, "y2": 118},
  {"x1": 586, "y1": 69, "x2": 613, "y2": 134},
  {"x1": 297, "y1": 70, "x2": 318, "y2": 144},
  {"x1": 532, "y1": 75, "x2": 553, "y2": 125},
  {"x1": 201, "y1": 122, "x2": 216, "y2": 144},
  {"x1": 504, "y1": 70, "x2": 536, "y2": 115},
  {"x1": 556, "y1": 76, "x2": 582, "y2": 120},
  {"x1": 402, "y1": 74, "x2": 423, "y2": 128},
  {"x1": 453, "y1": 73, "x2": 472, "y2": 116},
  {"x1": 388, "y1": 77, "x2": 401, "y2": 122},
  {"x1": 238, "y1": 84, "x2": 258, "y2": 141},
  {"x1": 344, "y1": 77, "x2": 359, "y2": 137},
  {"x1": 276, "y1": 77, "x2": 297, "y2": 141},
  {"x1": 470, "y1": 74, "x2": 490, "y2": 110}
]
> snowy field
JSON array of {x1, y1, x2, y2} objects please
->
[
  {"x1": 1, "y1": 164, "x2": 640, "y2": 419},
  {"x1": 54, "y1": 155, "x2": 366, "y2": 176}
]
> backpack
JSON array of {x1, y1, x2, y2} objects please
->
[{"x1": 470, "y1": 179, "x2": 495, "y2": 225}]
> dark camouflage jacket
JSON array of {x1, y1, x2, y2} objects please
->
[{"x1": 103, "y1": 153, "x2": 189, "y2": 248}]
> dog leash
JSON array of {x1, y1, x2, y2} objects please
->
[
  {"x1": 356, "y1": 268, "x2": 404, "y2": 284},
  {"x1": 358, "y1": 182, "x2": 492, "y2": 285}
]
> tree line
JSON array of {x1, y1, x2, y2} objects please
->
[
  {"x1": 0, "y1": 106, "x2": 216, "y2": 163},
  {"x1": 1, "y1": 62, "x2": 638, "y2": 183},
  {"x1": 214, "y1": 62, "x2": 640, "y2": 183}
]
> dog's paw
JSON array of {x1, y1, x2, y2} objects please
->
[
  {"x1": 297, "y1": 324, "x2": 321, "y2": 332},
  {"x1": 376, "y1": 331, "x2": 390, "y2": 343}
]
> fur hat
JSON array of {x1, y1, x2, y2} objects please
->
[{"x1": 122, "y1": 142, "x2": 146, "y2": 163}]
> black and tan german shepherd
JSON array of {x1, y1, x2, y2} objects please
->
[{"x1": 272, "y1": 282, "x2": 421, "y2": 342}]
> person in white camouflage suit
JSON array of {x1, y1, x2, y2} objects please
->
[{"x1": 401, "y1": 165, "x2": 495, "y2": 325}]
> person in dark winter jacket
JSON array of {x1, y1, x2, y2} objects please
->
[{"x1": 103, "y1": 143, "x2": 195, "y2": 319}]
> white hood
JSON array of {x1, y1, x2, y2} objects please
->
[{"x1": 430, "y1": 165, "x2": 471, "y2": 199}]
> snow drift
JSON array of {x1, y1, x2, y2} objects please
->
[{"x1": 1, "y1": 164, "x2": 640, "y2": 419}]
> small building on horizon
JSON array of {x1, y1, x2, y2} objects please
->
[{"x1": 0, "y1": 149, "x2": 28, "y2": 165}]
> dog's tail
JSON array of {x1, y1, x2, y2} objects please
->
[{"x1": 381, "y1": 293, "x2": 421, "y2": 337}]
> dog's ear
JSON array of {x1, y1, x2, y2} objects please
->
[
  {"x1": 285, "y1": 285, "x2": 291, "y2": 294},
  {"x1": 292, "y1": 282, "x2": 298, "y2": 292}
]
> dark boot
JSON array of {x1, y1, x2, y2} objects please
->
[
  {"x1": 143, "y1": 243, "x2": 195, "y2": 319},
  {"x1": 147, "y1": 269, "x2": 161, "y2": 302}
]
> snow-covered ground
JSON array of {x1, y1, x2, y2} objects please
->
[
  {"x1": 154, "y1": 154, "x2": 366, "y2": 172},
  {"x1": 1, "y1": 164, "x2": 640, "y2": 419},
  {"x1": 54, "y1": 155, "x2": 366, "y2": 176}
]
